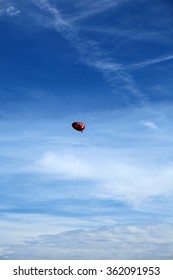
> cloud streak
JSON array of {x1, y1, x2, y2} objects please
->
[
  {"x1": 127, "y1": 55, "x2": 173, "y2": 70},
  {"x1": 68, "y1": 0, "x2": 128, "y2": 23}
]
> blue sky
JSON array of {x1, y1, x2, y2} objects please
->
[{"x1": 0, "y1": 0, "x2": 173, "y2": 259}]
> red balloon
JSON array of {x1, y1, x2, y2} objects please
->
[{"x1": 72, "y1": 122, "x2": 85, "y2": 132}]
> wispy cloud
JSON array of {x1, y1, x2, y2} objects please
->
[
  {"x1": 6, "y1": 6, "x2": 21, "y2": 16},
  {"x1": 1, "y1": 0, "x2": 172, "y2": 104},
  {"x1": 0, "y1": 1, "x2": 21, "y2": 17}
]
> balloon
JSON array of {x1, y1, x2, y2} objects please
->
[{"x1": 72, "y1": 122, "x2": 85, "y2": 132}]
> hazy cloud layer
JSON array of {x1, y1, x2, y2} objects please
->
[
  {"x1": 1, "y1": 103, "x2": 173, "y2": 210},
  {"x1": 1, "y1": 224, "x2": 173, "y2": 259}
]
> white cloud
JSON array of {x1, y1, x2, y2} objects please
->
[
  {"x1": 6, "y1": 6, "x2": 21, "y2": 16},
  {"x1": 1, "y1": 223, "x2": 173, "y2": 259},
  {"x1": 31, "y1": 147, "x2": 173, "y2": 209},
  {"x1": 140, "y1": 120, "x2": 158, "y2": 130},
  {"x1": 0, "y1": 1, "x2": 21, "y2": 17}
]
